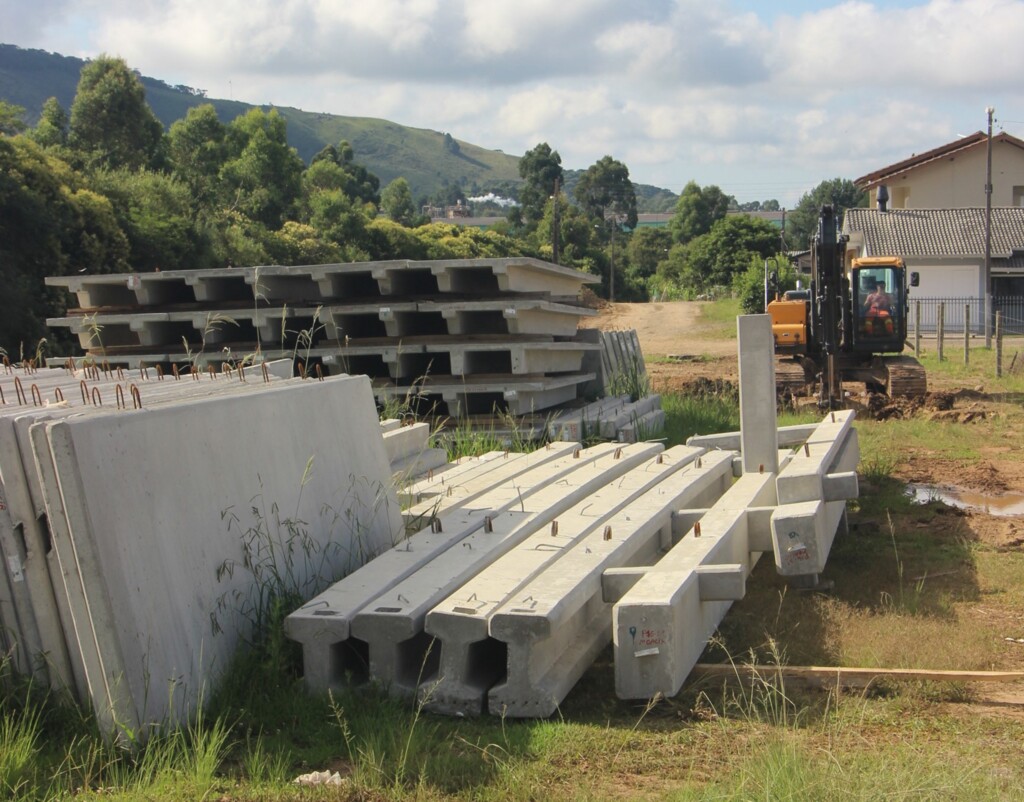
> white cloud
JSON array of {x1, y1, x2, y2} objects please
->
[{"x1": 8, "y1": 0, "x2": 1024, "y2": 206}]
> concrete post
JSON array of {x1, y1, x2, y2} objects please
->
[{"x1": 737, "y1": 315, "x2": 778, "y2": 475}]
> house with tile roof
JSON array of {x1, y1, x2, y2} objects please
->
[
  {"x1": 842, "y1": 207, "x2": 1024, "y2": 297},
  {"x1": 855, "y1": 131, "x2": 1024, "y2": 209},
  {"x1": 845, "y1": 132, "x2": 1024, "y2": 323}
]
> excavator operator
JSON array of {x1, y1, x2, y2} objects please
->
[{"x1": 863, "y1": 280, "x2": 892, "y2": 316}]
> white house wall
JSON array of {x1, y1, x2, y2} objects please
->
[{"x1": 868, "y1": 141, "x2": 1024, "y2": 208}]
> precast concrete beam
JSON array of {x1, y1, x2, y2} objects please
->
[
  {"x1": 598, "y1": 395, "x2": 660, "y2": 440},
  {"x1": 402, "y1": 443, "x2": 578, "y2": 522},
  {"x1": 618, "y1": 409, "x2": 667, "y2": 444},
  {"x1": 486, "y1": 450, "x2": 736, "y2": 717},
  {"x1": 613, "y1": 465, "x2": 790, "y2": 700},
  {"x1": 397, "y1": 452, "x2": 506, "y2": 507},
  {"x1": 288, "y1": 442, "x2": 611, "y2": 692},
  {"x1": 771, "y1": 423, "x2": 860, "y2": 577},
  {"x1": 423, "y1": 445, "x2": 701, "y2": 715},
  {"x1": 352, "y1": 443, "x2": 665, "y2": 698},
  {"x1": 546, "y1": 395, "x2": 631, "y2": 442},
  {"x1": 686, "y1": 423, "x2": 819, "y2": 452},
  {"x1": 382, "y1": 422, "x2": 431, "y2": 463},
  {"x1": 776, "y1": 410, "x2": 857, "y2": 504}
]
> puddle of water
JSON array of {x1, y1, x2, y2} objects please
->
[{"x1": 907, "y1": 484, "x2": 1024, "y2": 516}]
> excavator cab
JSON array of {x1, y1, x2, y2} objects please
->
[{"x1": 850, "y1": 257, "x2": 908, "y2": 354}]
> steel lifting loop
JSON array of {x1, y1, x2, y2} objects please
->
[
  {"x1": 314, "y1": 363, "x2": 324, "y2": 381},
  {"x1": 115, "y1": 384, "x2": 126, "y2": 410},
  {"x1": 238, "y1": 363, "x2": 246, "y2": 383},
  {"x1": 222, "y1": 363, "x2": 233, "y2": 377},
  {"x1": 139, "y1": 362, "x2": 149, "y2": 381},
  {"x1": 2, "y1": 355, "x2": 11, "y2": 373},
  {"x1": 172, "y1": 363, "x2": 180, "y2": 380},
  {"x1": 30, "y1": 384, "x2": 42, "y2": 407},
  {"x1": 0, "y1": 386, "x2": 5, "y2": 405},
  {"x1": 91, "y1": 386, "x2": 102, "y2": 406},
  {"x1": 261, "y1": 362, "x2": 270, "y2": 384},
  {"x1": 102, "y1": 360, "x2": 112, "y2": 379},
  {"x1": 54, "y1": 387, "x2": 64, "y2": 404},
  {"x1": 155, "y1": 364, "x2": 165, "y2": 381},
  {"x1": 131, "y1": 384, "x2": 142, "y2": 409},
  {"x1": 80, "y1": 380, "x2": 89, "y2": 405},
  {"x1": 117, "y1": 366, "x2": 125, "y2": 381},
  {"x1": 14, "y1": 376, "x2": 26, "y2": 406},
  {"x1": 208, "y1": 364, "x2": 217, "y2": 380},
  {"x1": 297, "y1": 361, "x2": 306, "y2": 379}
]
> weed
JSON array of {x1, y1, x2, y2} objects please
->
[
  {"x1": 0, "y1": 701, "x2": 41, "y2": 799},
  {"x1": 606, "y1": 353, "x2": 650, "y2": 402}
]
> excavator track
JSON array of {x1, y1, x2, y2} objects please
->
[
  {"x1": 885, "y1": 355, "x2": 927, "y2": 397},
  {"x1": 775, "y1": 359, "x2": 811, "y2": 394}
]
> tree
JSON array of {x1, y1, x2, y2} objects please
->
[
  {"x1": 29, "y1": 97, "x2": 69, "y2": 148},
  {"x1": 517, "y1": 142, "x2": 563, "y2": 226},
  {"x1": 670, "y1": 215, "x2": 779, "y2": 293},
  {"x1": 168, "y1": 104, "x2": 228, "y2": 213},
  {"x1": 220, "y1": 109, "x2": 304, "y2": 229},
  {"x1": 573, "y1": 155, "x2": 638, "y2": 232},
  {"x1": 0, "y1": 137, "x2": 131, "y2": 354},
  {"x1": 535, "y1": 192, "x2": 593, "y2": 264},
  {"x1": 309, "y1": 140, "x2": 380, "y2": 205},
  {"x1": 625, "y1": 227, "x2": 672, "y2": 279},
  {"x1": 380, "y1": 177, "x2": 417, "y2": 226},
  {"x1": 734, "y1": 253, "x2": 797, "y2": 314},
  {"x1": 89, "y1": 168, "x2": 210, "y2": 271},
  {"x1": 787, "y1": 178, "x2": 867, "y2": 250},
  {"x1": 68, "y1": 55, "x2": 164, "y2": 171},
  {"x1": 669, "y1": 181, "x2": 732, "y2": 243},
  {"x1": 0, "y1": 101, "x2": 27, "y2": 136}
]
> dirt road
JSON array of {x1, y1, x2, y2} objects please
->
[{"x1": 581, "y1": 301, "x2": 739, "y2": 392}]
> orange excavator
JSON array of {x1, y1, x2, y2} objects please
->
[{"x1": 767, "y1": 205, "x2": 926, "y2": 405}]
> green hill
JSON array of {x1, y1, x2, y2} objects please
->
[
  {"x1": 0, "y1": 43, "x2": 677, "y2": 207},
  {"x1": 0, "y1": 43, "x2": 522, "y2": 199}
]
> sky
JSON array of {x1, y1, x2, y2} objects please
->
[{"x1": 4, "y1": 0, "x2": 1024, "y2": 206}]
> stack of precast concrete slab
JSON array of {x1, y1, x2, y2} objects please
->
[
  {"x1": 286, "y1": 316, "x2": 861, "y2": 715},
  {"x1": 45, "y1": 258, "x2": 601, "y2": 418},
  {"x1": 0, "y1": 360, "x2": 403, "y2": 736}
]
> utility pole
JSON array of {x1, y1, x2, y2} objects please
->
[
  {"x1": 551, "y1": 177, "x2": 560, "y2": 265},
  {"x1": 984, "y1": 106, "x2": 994, "y2": 347}
]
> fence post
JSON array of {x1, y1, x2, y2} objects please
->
[
  {"x1": 937, "y1": 302, "x2": 945, "y2": 361},
  {"x1": 914, "y1": 300, "x2": 921, "y2": 356},
  {"x1": 964, "y1": 304, "x2": 970, "y2": 365},
  {"x1": 995, "y1": 311, "x2": 1003, "y2": 378}
]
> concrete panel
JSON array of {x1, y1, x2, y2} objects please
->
[
  {"x1": 486, "y1": 450, "x2": 736, "y2": 717},
  {"x1": 34, "y1": 376, "x2": 401, "y2": 736}
]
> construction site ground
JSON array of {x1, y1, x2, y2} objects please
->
[{"x1": 583, "y1": 300, "x2": 1024, "y2": 721}]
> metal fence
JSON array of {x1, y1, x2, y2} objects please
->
[{"x1": 909, "y1": 296, "x2": 1024, "y2": 335}]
